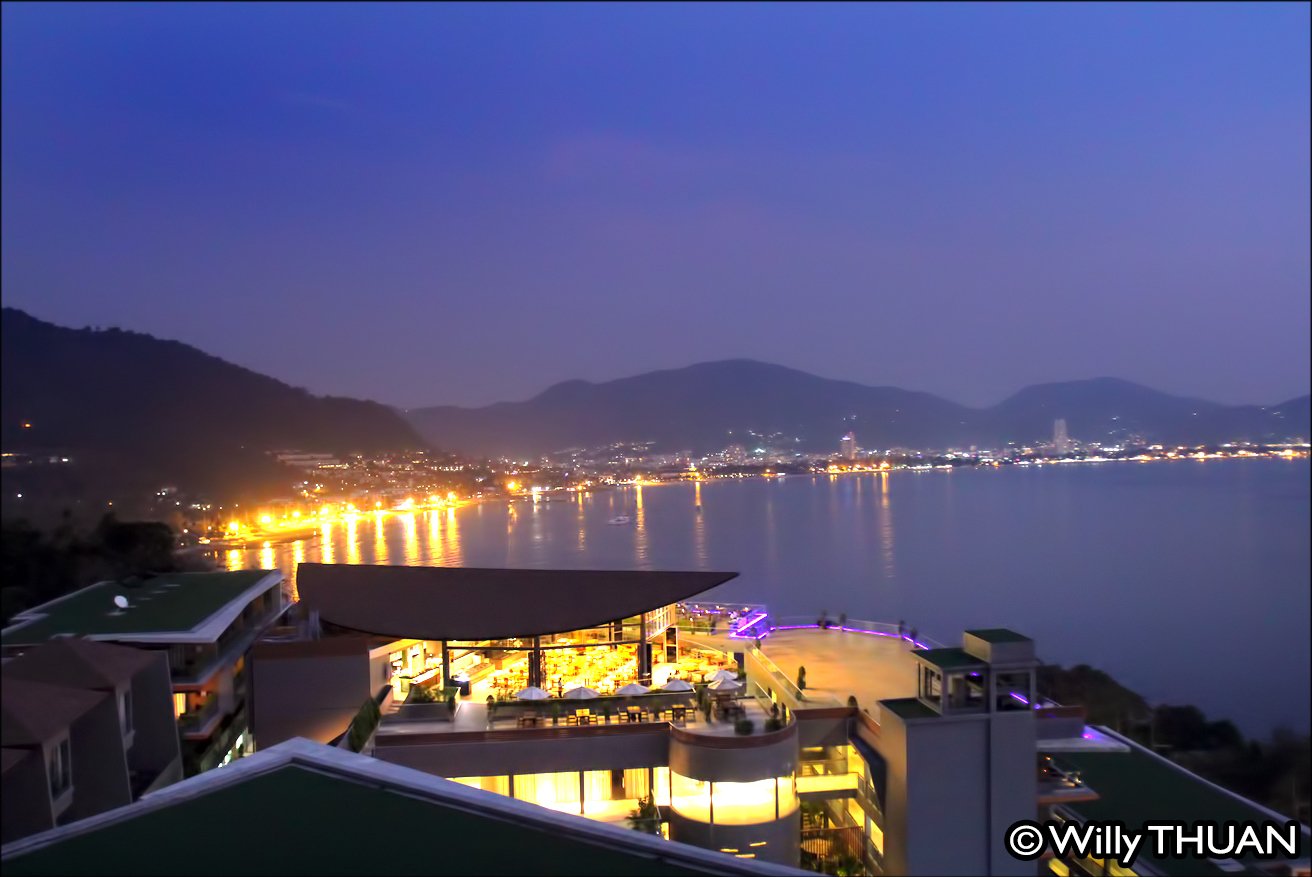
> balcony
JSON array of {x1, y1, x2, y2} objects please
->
[
  {"x1": 170, "y1": 601, "x2": 282, "y2": 687},
  {"x1": 177, "y1": 698, "x2": 222, "y2": 739},
  {"x1": 1038, "y1": 756, "x2": 1098, "y2": 805}
]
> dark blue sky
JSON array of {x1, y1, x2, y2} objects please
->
[{"x1": 3, "y1": 3, "x2": 1308, "y2": 408}]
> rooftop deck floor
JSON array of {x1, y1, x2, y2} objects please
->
[{"x1": 759, "y1": 628, "x2": 920, "y2": 719}]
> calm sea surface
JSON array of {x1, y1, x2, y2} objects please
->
[{"x1": 221, "y1": 459, "x2": 1310, "y2": 736}]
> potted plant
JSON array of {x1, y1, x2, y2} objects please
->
[
  {"x1": 764, "y1": 716, "x2": 784, "y2": 733},
  {"x1": 797, "y1": 666, "x2": 807, "y2": 690},
  {"x1": 733, "y1": 718, "x2": 754, "y2": 735},
  {"x1": 626, "y1": 794, "x2": 661, "y2": 834}
]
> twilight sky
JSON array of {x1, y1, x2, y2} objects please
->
[{"x1": 2, "y1": 2, "x2": 1308, "y2": 409}]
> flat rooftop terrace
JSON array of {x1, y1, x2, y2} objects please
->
[
  {"x1": 1, "y1": 570, "x2": 278, "y2": 646},
  {"x1": 757, "y1": 628, "x2": 920, "y2": 719}
]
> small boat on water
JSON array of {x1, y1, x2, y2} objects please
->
[{"x1": 608, "y1": 515, "x2": 632, "y2": 525}]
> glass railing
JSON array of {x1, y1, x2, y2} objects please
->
[
  {"x1": 766, "y1": 616, "x2": 946, "y2": 650},
  {"x1": 747, "y1": 645, "x2": 813, "y2": 704}
]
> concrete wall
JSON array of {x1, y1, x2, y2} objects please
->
[
  {"x1": 962, "y1": 634, "x2": 1034, "y2": 666},
  {"x1": 0, "y1": 753, "x2": 54, "y2": 843},
  {"x1": 668, "y1": 809, "x2": 801, "y2": 867},
  {"x1": 904, "y1": 717, "x2": 990, "y2": 876},
  {"x1": 876, "y1": 708, "x2": 1038, "y2": 877},
  {"x1": 251, "y1": 642, "x2": 372, "y2": 747},
  {"x1": 374, "y1": 729, "x2": 671, "y2": 778},
  {"x1": 987, "y1": 711, "x2": 1037, "y2": 876},
  {"x1": 668, "y1": 728, "x2": 798, "y2": 784},
  {"x1": 64, "y1": 697, "x2": 132, "y2": 822},
  {"x1": 795, "y1": 712, "x2": 851, "y2": 749},
  {"x1": 126, "y1": 654, "x2": 183, "y2": 789}
]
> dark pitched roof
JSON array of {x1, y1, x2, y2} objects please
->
[
  {"x1": 296, "y1": 564, "x2": 737, "y2": 640},
  {"x1": 2, "y1": 748, "x2": 34, "y2": 775},
  {"x1": 2, "y1": 638, "x2": 159, "y2": 691},
  {"x1": 1, "y1": 679, "x2": 106, "y2": 747}
]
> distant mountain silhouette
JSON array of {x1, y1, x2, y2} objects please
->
[
  {"x1": 405, "y1": 360, "x2": 1309, "y2": 457},
  {"x1": 2, "y1": 308, "x2": 425, "y2": 500}
]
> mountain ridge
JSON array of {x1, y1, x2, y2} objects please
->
[
  {"x1": 406, "y1": 361, "x2": 1309, "y2": 457},
  {"x1": 1, "y1": 307, "x2": 426, "y2": 501}
]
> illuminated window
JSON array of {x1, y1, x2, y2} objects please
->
[
  {"x1": 713, "y1": 778, "x2": 783, "y2": 825},
  {"x1": 672, "y1": 772, "x2": 795, "y2": 825},
  {"x1": 776, "y1": 775, "x2": 798, "y2": 818},
  {"x1": 652, "y1": 766, "x2": 671, "y2": 807},
  {"x1": 671, "y1": 772, "x2": 711, "y2": 822},
  {"x1": 845, "y1": 797, "x2": 865, "y2": 830},
  {"x1": 514, "y1": 772, "x2": 580, "y2": 813},
  {"x1": 868, "y1": 818, "x2": 884, "y2": 855},
  {"x1": 622, "y1": 768, "x2": 650, "y2": 801},
  {"x1": 173, "y1": 693, "x2": 187, "y2": 718}
]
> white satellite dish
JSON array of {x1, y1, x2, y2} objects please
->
[{"x1": 113, "y1": 595, "x2": 130, "y2": 610}]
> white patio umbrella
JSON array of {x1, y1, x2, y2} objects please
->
[
  {"x1": 708, "y1": 678, "x2": 743, "y2": 692},
  {"x1": 661, "y1": 679, "x2": 694, "y2": 692},
  {"x1": 708, "y1": 668, "x2": 738, "y2": 683},
  {"x1": 516, "y1": 686, "x2": 550, "y2": 700},
  {"x1": 616, "y1": 682, "x2": 650, "y2": 695},
  {"x1": 563, "y1": 686, "x2": 599, "y2": 700}
]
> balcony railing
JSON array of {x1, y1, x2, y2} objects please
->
[
  {"x1": 176, "y1": 698, "x2": 221, "y2": 737},
  {"x1": 1038, "y1": 756, "x2": 1097, "y2": 803}
]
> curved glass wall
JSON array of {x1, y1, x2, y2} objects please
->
[{"x1": 671, "y1": 771, "x2": 798, "y2": 825}]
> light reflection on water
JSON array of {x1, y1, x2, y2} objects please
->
[{"x1": 213, "y1": 462, "x2": 1309, "y2": 735}]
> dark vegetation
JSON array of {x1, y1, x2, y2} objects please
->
[
  {"x1": 0, "y1": 513, "x2": 207, "y2": 625},
  {"x1": 1040, "y1": 663, "x2": 1310, "y2": 823}
]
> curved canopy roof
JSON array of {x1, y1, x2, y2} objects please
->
[{"x1": 296, "y1": 563, "x2": 737, "y2": 641}]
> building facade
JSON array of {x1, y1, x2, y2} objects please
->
[{"x1": 1, "y1": 570, "x2": 286, "y2": 775}]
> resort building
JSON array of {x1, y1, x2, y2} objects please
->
[
  {"x1": 242, "y1": 564, "x2": 1060, "y2": 871},
  {"x1": 8, "y1": 562, "x2": 1305, "y2": 876},
  {"x1": 0, "y1": 738, "x2": 805, "y2": 876},
  {"x1": 1, "y1": 570, "x2": 286, "y2": 775},
  {"x1": 0, "y1": 639, "x2": 181, "y2": 843},
  {"x1": 1040, "y1": 727, "x2": 1311, "y2": 877}
]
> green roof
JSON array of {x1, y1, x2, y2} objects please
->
[
  {"x1": 2, "y1": 756, "x2": 788, "y2": 876},
  {"x1": 879, "y1": 698, "x2": 941, "y2": 721},
  {"x1": 1, "y1": 571, "x2": 276, "y2": 645},
  {"x1": 1058, "y1": 734, "x2": 1310, "y2": 876},
  {"x1": 911, "y1": 647, "x2": 985, "y2": 671},
  {"x1": 963, "y1": 628, "x2": 1030, "y2": 644}
]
